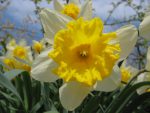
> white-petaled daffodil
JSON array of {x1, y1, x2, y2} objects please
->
[
  {"x1": 120, "y1": 60, "x2": 138, "y2": 84},
  {"x1": 32, "y1": 39, "x2": 48, "y2": 55},
  {"x1": 54, "y1": 0, "x2": 92, "y2": 20},
  {"x1": 0, "y1": 39, "x2": 32, "y2": 72},
  {"x1": 31, "y1": 6, "x2": 138, "y2": 111}
]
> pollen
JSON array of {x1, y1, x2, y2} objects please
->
[
  {"x1": 49, "y1": 18, "x2": 120, "y2": 86},
  {"x1": 61, "y1": 3, "x2": 80, "y2": 19},
  {"x1": 80, "y1": 51, "x2": 88, "y2": 57},
  {"x1": 13, "y1": 46, "x2": 27, "y2": 59}
]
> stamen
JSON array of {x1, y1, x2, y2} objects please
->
[{"x1": 80, "y1": 51, "x2": 88, "y2": 57}]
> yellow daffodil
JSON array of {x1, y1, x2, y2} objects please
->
[
  {"x1": 120, "y1": 61, "x2": 138, "y2": 84},
  {"x1": 32, "y1": 40, "x2": 44, "y2": 54},
  {"x1": 31, "y1": 8, "x2": 138, "y2": 110},
  {"x1": 54, "y1": 0, "x2": 92, "y2": 20},
  {"x1": 139, "y1": 12, "x2": 150, "y2": 40},
  {"x1": 0, "y1": 39, "x2": 32, "y2": 73},
  {"x1": 1, "y1": 57, "x2": 31, "y2": 72},
  {"x1": 137, "y1": 47, "x2": 150, "y2": 94},
  {"x1": 121, "y1": 68, "x2": 131, "y2": 83},
  {"x1": 6, "y1": 39, "x2": 31, "y2": 59}
]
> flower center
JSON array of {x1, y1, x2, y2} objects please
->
[
  {"x1": 13, "y1": 46, "x2": 27, "y2": 59},
  {"x1": 61, "y1": 3, "x2": 80, "y2": 19},
  {"x1": 80, "y1": 50, "x2": 88, "y2": 57},
  {"x1": 74, "y1": 44, "x2": 91, "y2": 61}
]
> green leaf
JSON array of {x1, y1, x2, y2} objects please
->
[
  {"x1": 122, "y1": 92, "x2": 150, "y2": 113},
  {"x1": 30, "y1": 98, "x2": 44, "y2": 113},
  {"x1": 0, "y1": 74, "x2": 22, "y2": 103},
  {"x1": 21, "y1": 71, "x2": 32, "y2": 111},
  {"x1": 44, "y1": 110, "x2": 59, "y2": 113},
  {"x1": 0, "y1": 90, "x2": 18, "y2": 102},
  {"x1": 116, "y1": 81, "x2": 150, "y2": 113},
  {"x1": 105, "y1": 81, "x2": 150, "y2": 113},
  {"x1": 81, "y1": 96, "x2": 101, "y2": 113},
  {"x1": 4, "y1": 69, "x2": 24, "y2": 80}
]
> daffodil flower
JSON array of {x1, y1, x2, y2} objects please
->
[
  {"x1": 31, "y1": 8, "x2": 138, "y2": 110},
  {"x1": 139, "y1": 13, "x2": 150, "y2": 40},
  {"x1": 54, "y1": 0, "x2": 92, "y2": 20},
  {"x1": 0, "y1": 39, "x2": 32, "y2": 72},
  {"x1": 137, "y1": 47, "x2": 150, "y2": 94},
  {"x1": 120, "y1": 61, "x2": 138, "y2": 84},
  {"x1": 32, "y1": 40, "x2": 45, "y2": 54},
  {"x1": 6, "y1": 39, "x2": 32, "y2": 60}
]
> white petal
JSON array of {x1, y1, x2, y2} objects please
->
[
  {"x1": 59, "y1": 82, "x2": 92, "y2": 111},
  {"x1": 53, "y1": 0, "x2": 64, "y2": 12},
  {"x1": 69, "y1": 0, "x2": 80, "y2": 5},
  {"x1": 137, "y1": 73, "x2": 150, "y2": 95},
  {"x1": 6, "y1": 39, "x2": 16, "y2": 51},
  {"x1": 31, "y1": 48, "x2": 58, "y2": 82},
  {"x1": 79, "y1": 0, "x2": 92, "y2": 20},
  {"x1": 40, "y1": 8, "x2": 72, "y2": 44},
  {"x1": 139, "y1": 14, "x2": 150, "y2": 40},
  {"x1": 19, "y1": 39, "x2": 27, "y2": 46},
  {"x1": 116, "y1": 25, "x2": 138, "y2": 60},
  {"x1": 146, "y1": 47, "x2": 150, "y2": 70},
  {"x1": 94, "y1": 65, "x2": 121, "y2": 92}
]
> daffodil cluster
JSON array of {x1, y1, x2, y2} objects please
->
[{"x1": 0, "y1": 38, "x2": 46, "y2": 73}]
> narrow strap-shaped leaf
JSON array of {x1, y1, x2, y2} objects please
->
[
  {"x1": 22, "y1": 71, "x2": 32, "y2": 111},
  {"x1": 30, "y1": 98, "x2": 44, "y2": 113},
  {"x1": 122, "y1": 92, "x2": 150, "y2": 113},
  {"x1": 0, "y1": 90, "x2": 18, "y2": 102},
  {"x1": 105, "y1": 81, "x2": 150, "y2": 113},
  {"x1": 81, "y1": 96, "x2": 101, "y2": 113},
  {"x1": 0, "y1": 74, "x2": 27, "y2": 112},
  {"x1": 0, "y1": 74, "x2": 22, "y2": 102}
]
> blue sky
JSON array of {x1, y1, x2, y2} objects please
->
[{"x1": 1, "y1": 0, "x2": 149, "y2": 41}]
